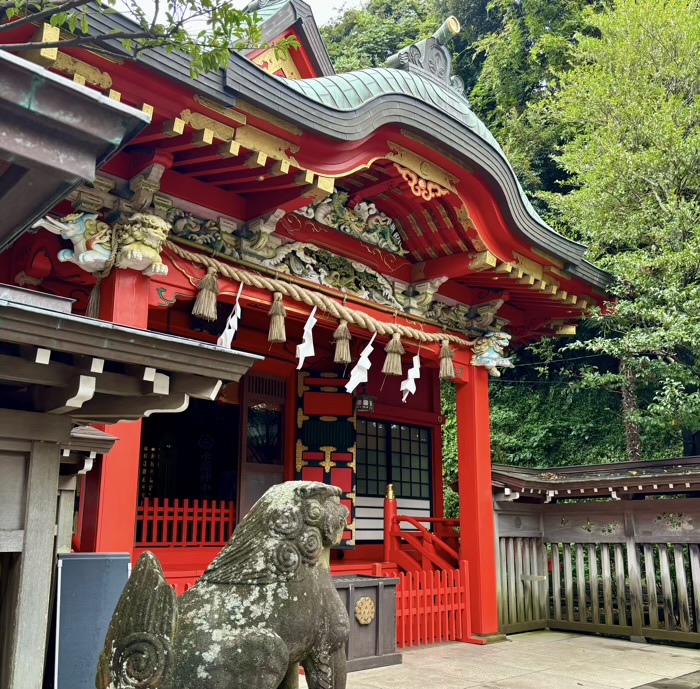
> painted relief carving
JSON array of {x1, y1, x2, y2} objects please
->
[
  {"x1": 262, "y1": 242, "x2": 401, "y2": 308},
  {"x1": 167, "y1": 207, "x2": 240, "y2": 259},
  {"x1": 386, "y1": 141, "x2": 458, "y2": 193},
  {"x1": 296, "y1": 191, "x2": 406, "y2": 256},
  {"x1": 395, "y1": 277, "x2": 448, "y2": 316},
  {"x1": 34, "y1": 212, "x2": 170, "y2": 276},
  {"x1": 581, "y1": 519, "x2": 595, "y2": 533},
  {"x1": 426, "y1": 298, "x2": 504, "y2": 332},
  {"x1": 34, "y1": 212, "x2": 113, "y2": 272},
  {"x1": 115, "y1": 213, "x2": 170, "y2": 276},
  {"x1": 245, "y1": 209, "x2": 285, "y2": 253},
  {"x1": 470, "y1": 331, "x2": 514, "y2": 377}
]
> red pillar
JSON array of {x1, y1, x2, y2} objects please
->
[
  {"x1": 81, "y1": 271, "x2": 150, "y2": 556},
  {"x1": 455, "y1": 364, "x2": 499, "y2": 638}
]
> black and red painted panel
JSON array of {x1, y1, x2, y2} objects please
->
[{"x1": 295, "y1": 372, "x2": 356, "y2": 547}]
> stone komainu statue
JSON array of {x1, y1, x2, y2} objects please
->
[{"x1": 96, "y1": 482, "x2": 350, "y2": 689}]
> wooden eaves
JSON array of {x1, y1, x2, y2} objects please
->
[
  {"x1": 492, "y1": 458, "x2": 700, "y2": 502},
  {"x1": 0, "y1": 285, "x2": 261, "y2": 425}
]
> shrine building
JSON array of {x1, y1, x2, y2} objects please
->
[{"x1": 0, "y1": 0, "x2": 608, "y2": 645}]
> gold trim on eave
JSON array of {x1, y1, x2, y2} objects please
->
[{"x1": 386, "y1": 141, "x2": 458, "y2": 192}]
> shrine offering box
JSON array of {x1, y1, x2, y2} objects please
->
[{"x1": 333, "y1": 574, "x2": 402, "y2": 671}]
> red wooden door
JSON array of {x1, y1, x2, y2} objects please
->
[{"x1": 295, "y1": 372, "x2": 356, "y2": 547}]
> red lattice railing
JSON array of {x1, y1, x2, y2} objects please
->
[
  {"x1": 396, "y1": 561, "x2": 474, "y2": 647},
  {"x1": 391, "y1": 516, "x2": 460, "y2": 571},
  {"x1": 135, "y1": 498, "x2": 235, "y2": 547}
]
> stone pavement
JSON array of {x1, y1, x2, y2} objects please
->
[{"x1": 304, "y1": 631, "x2": 700, "y2": 689}]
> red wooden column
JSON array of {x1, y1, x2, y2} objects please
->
[
  {"x1": 81, "y1": 271, "x2": 150, "y2": 556},
  {"x1": 455, "y1": 361, "x2": 500, "y2": 639}
]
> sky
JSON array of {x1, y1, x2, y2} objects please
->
[
  {"x1": 231, "y1": 0, "x2": 361, "y2": 27},
  {"x1": 301, "y1": 0, "x2": 359, "y2": 26}
]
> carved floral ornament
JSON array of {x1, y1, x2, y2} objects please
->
[
  {"x1": 294, "y1": 191, "x2": 406, "y2": 256},
  {"x1": 395, "y1": 164, "x2": 450, "y2": 201}
]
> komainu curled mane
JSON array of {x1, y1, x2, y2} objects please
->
[{"x1": 97, "y1": 482, "x2": 350, "y2": 689}]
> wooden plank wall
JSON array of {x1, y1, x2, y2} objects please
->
[{"x1": 495, "y1": 499, "x2": 700, "y2": 642}]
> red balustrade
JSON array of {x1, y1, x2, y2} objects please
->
[
  {"x1": 384, "y1": 494, "x2": 485, "y2": 646},
  {"x1": 135, "y1": 498, "x2": 236, "y2": 547},
  {"x1": 395, "y1": 560, "x2": 484, "y2": 647}
]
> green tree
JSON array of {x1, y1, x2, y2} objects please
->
[
  {"x1": 539, "y1": 0, "x2": 700, "y2": 458},
  {"x1": 321, "y1": 0, "x2": 438, "y2": 73},
  {"x1": 467, "y1": 0, "x2": 601, "y2": 195},
  {"x1": 0, "y1": 0, "x2": 297, "y2": 77}
]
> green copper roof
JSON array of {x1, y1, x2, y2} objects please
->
[
  {"x1": 244, "y1": 0, "x2": 292, "y2": 22},
  {"x1": 280, "y1": 67, "x2": 548, "y2": 233}
]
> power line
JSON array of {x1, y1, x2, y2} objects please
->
[{"x1": 512, "y1": 354, "x2": 610, "y2": 368}]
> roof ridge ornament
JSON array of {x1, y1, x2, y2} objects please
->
[
  {"x1": 384, "y1": 16, "x2": 465, "y2": 98},
  {"x1": 243, "y1": 0, "x2": 284, "y2": 12}
]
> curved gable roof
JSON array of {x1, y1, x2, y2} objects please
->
[
  {"x1": 243, "y1": 0, "x2": 334, "y2": 77},
  {"x1": 282, "y1": 67, "x2": 547, "y2": 242},
  {"x1": 56, "y1": 8, "x2": 609, "y2": 290},
  {"x1": 225, "y1": 56, "x2": 608, "y2": 288}
]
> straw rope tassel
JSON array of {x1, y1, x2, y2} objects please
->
[
  {"x1": 163, "y1": 241, "x2": 475, "y2": 348},
  {"x1": 333, "y1": 319, "x2": 352, "y2": 364},
  {"x1": 439, "y1": 339, "x2": 455, "y2": 380},
  {"x1": 192, "y1": 267, "x2": 220, "y2": 321},
  {"x1": 268, "y1": 292, "x2": 287, "y2": 343},
  {"x1": 382, "y1": 332, "x2": 404, "y2": 376}
]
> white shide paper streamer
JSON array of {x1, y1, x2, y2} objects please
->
[{"x1": 217, "y1": 283, "x2": 244, "y2": 349}]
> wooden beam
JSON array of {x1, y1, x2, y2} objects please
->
[
  {"x1": 246, "y1": 177, "x2": 334, "y2": 217},
  {"x1": 172, "y1": 141, "x2": 241, "y2": 168},
  {"x1": 469, "y1": 251, "x2": 498, "y2": 272},
  {"x1": 8, "y1": 441, "x2": 61, "y2": 689},
  {"x1": 246, "y1": 151, "x2": 268, "y2": 169},
  {"x1": 74, "y1": 392, "x2": 190, "y2": 423},
  {"x1": 170, "y1": 374, "x2": 222, "y2": 401},
  {"x1": 199, "y1": 167, "x2": 269, "y2": 185},
  {"x1": 411, "y1": 253, "x2": 471, "y2": 281},
  {"x1": 40, "y1": 374, "x2": 96, "y2": 414},
  {"x1": 0, "y1": 354, "x2": 170, "y2": 398},
  {"x1": 348, "y1": 176, "x2": 400, "y2": 206},
  {"x1": 0, "y1": 529, "x2": 23, "y2": 553}
]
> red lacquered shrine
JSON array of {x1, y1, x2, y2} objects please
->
[{"x1": 0, "y1": 0, "x2": 608, "y2": 644}]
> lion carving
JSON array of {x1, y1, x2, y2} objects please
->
[
  {"x1": 97, "y1": 482, "x2": 350, "y2": 689},
  {"x1": 114, "y1": 213, "x2": 170, "y2": 276}
]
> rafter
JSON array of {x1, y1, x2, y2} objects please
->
[{"x1": 347, "y1": 175, "x2": 402, "y2": 207}]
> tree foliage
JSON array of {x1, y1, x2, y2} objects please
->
[
  {"x1": 467, "y1": 0, "x2": 602, "y2": 196},
  {"x1": 0, "y1": 0, "x2": 297, "y2": 77},
  {"x1": 538, "y1": 0, "x2": 700, "y2": 450},
  {"x1": 321, "y1": 0, "x2": 439, "y2": 73},
  {"x1": 322, "y1": 0, "x2": 700, "y2": 471}
]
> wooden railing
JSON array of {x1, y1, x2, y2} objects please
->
[
  {"x1": 382, "y1": 495, "x2": 483, "y2": 646},
  {"x1": 496, "y1": 498, "x2": 700, "y2": 643},
  {"x1": 547, "y1": 541, "x2": 700, "y2": 642},
  {"x1": 390, "y1": 516, "x2": 460, "y2": 572},
  {"x1": 135, "y1": 498, "x2": 235, "y2": 547},
  {"x1": 396, "y1": 561, "x2": 477, "y2": 647}
]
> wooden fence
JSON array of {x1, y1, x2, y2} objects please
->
[
  {"x1": 495, "y1": 498, "x2": 700, "y2": 643},
  {"x1": 135, "y1": 498, "x2": 236, "y2": 547},
  {"x1": 395, "y1": 561, "x2": 475, "y2": 647}
]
